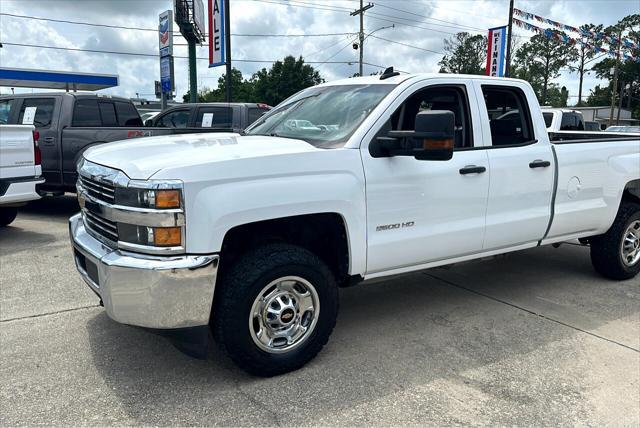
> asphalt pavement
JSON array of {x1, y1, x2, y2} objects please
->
[{"x1": 1, "y1": 195, "x2": 638, "y2": 426}]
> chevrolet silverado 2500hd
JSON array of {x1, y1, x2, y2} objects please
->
[
  {"x1": 69, "y1": 72, "x2": 640, "y2": 376},
  {"x1": 0, "y1": 125, "x2": 44, "y2": 226}
]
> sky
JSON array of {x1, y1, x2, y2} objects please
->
[{"x1": 0, "y1": 0, "x2": 637, "y2": 105}]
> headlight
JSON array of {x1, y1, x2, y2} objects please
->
[{"x1": 115, "y1": 188, "x2": 182, "y2": 209}]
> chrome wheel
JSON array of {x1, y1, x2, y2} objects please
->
[
  {"x1": 621, "y1": 220, "x2": 640, "y2": 267},
  {"x1": 249, "y1": 276, "x2": 320, "y2": 354}
]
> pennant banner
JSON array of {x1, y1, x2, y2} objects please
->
[
  {"x1": 513, "y1": 8, "x2": 638, "y2": 49},
  {"x1": 512, "y1": 17, "x2": 638, "y2": 62},
  {"x1": 486, "y1": 26, "x2": 508, "y2": 76}
]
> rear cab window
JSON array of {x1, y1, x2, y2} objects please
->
[
  {"x1": 72, "y1": 99, "x2": 101, "y2": 127},
  {"x1": 481, "y1": 86, "x2": 535, "y2": 147},
  {"x1": 543, "y1": 112, "x2": 554, "y2": 128},
  {"x1": 18, "y1": 98, "x2": 56, "y2": 128},
  {"x1": 248, "y1": 106, "x2": 270, "y2": 125},
  {"x1": 115, "y1": 101, "x2": 142, "y2": 126},
  {"x1": 195, "y1": 107, "x2": 233, "y2": 128},
  {"x1": 560, "y1": 113, "x2": 584, "y2": 131}
]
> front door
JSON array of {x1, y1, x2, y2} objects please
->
[{"x1": 362, "y1": 81, "x2": 490, "y2": 274}]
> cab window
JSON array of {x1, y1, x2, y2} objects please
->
[
  {"x1": 0, "y1": 99, "x2": 13, "y2": 124},
  {"x1": 155, "y1": 109, "x2": 190, "y2": 128},
  {"x1": 195, "y1": 107, "x2": 232, "y2": 128},
  {"x1": 383, "y1": 85, "x2": 473, "y2": 149},
  {"x1": 18, "y1": 98, "x2": 56, "y2": 128},
  {"x1": 482, "y1": 86, "x2": 534, "y2": 146}
]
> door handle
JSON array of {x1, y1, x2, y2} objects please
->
[
  {"x1": 529, "y1": 160, "x2": 551, "y2": 168},
  {"x1": 459, "y1": 165, "x2": 486, "y2": 175},
  {"x1": 42, "y1": 137, "x2": 55, "y2": 145}
]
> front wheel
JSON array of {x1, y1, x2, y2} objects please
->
[
  {"x1": 0, "y1": 207, "x2": 18, "y2": 227},
  {"x1": 212, "y1": 243, "x2": 339, "y2": 376},
  {"x1": 590, "y1": 202, "x2": 640, "y2": 280}
]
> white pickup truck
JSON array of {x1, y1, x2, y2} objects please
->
[
  {"x1": 69, "y1": 72, "x2": 640, "y2": 376},
  {"x1": 0, "y1": 125, "x2": 44, "y2": 226}
]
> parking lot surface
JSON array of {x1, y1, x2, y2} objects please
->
[{"x1": 1, "y1": 196, "x2": 639, "y2": 426}]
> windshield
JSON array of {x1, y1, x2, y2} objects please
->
[
  {"x1": 542, "y1": 112, "x2": 553, "y2": 128},
  {"x1": 245, "y1": 84, "x2": 395, "y2": 148}
]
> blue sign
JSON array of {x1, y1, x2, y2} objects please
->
[{"x1": 160, "y1": 56, "x2": 172, "y2": 94}]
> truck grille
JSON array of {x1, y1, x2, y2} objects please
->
[
  {"x1": 79, "y1": 175, "x2": 115, "y2": 204},
  {"x1": 84, "y1": 210, "x2": 118, "y2": 243}
]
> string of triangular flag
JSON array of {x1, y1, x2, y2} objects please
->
[
  {"x1": 513, "y1": 8, "x2": 638, "y2": 49},
  {"x1": 512, "y1": 17, "x2": 639, "y2": 62}
]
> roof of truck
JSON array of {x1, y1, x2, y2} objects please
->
[
  {"x1": 0, "y1": 92, "x2": 132, "y2": 102},
  {"x1": 319, "y1": 72, "x2": 530, "y2": 87}
]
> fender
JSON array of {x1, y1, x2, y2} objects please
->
[{"x1": 166, "y1": 148, "x2": 368, "y2": 276}]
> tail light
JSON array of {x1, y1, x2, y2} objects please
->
[{"x1": 32, "y1": 130, "x2": 41, "y2": 166}]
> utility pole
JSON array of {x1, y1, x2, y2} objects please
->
[
  {"x1": 505, "y1": 0, "x2": 514, "y2": 77},
  {"x1": 224, "y1": 0, "x2": 232, "y2": 102},
  {"x1": 188, "y1": 39, "x2": 197, "y2": 103},
  {"x1": 351, "y1": 1, "x2": 373, "y2": 77},
  {"x1": 609, "y1": 31, "x2": 622, "y2": 126}
]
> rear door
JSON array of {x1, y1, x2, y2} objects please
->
[
  {"x1": 0, "y1": 125, "x2": 35, "y2": 180},
  {"x1": 15, "y1": 97, "x2": 60, "y2": 186},
  {"x1": 474, "y1": 82, "x2": 555, "y2": 249}
]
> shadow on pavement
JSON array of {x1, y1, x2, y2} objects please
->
[
  {"x1": 84, "y1": 243, "x2": 639, "y2": 425},
  {"x1": 20, "y1": 194, "x2": 80, "y2": 220}
]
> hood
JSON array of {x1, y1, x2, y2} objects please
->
[{"x1": 83, "y1": 133, "x2": 318, "y2": 179}]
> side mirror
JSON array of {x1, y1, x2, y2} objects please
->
[
  {"x1": 144, "y1": 119, "x2": 153, "y2": 127},
  {"x1": 370, "y1": 110, "x2": 455, "y2": 161}
]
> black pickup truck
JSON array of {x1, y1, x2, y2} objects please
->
[{"x1": 0, "y1": 93, "x2": 245, "y2": 194}]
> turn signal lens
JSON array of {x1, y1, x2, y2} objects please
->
[
  {"x1": 153, "y1": 227, "x2": 182, "y2": 246},
  {"x1": 155, "y1": 190, "x2": 181, "y2": 208}
]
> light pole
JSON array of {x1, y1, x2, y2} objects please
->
[{"x1": 353, "y1": 24, "x2": 394, "y2": 76}]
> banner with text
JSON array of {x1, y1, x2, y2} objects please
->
[
  {"x1": 486, "y1": 26, "x2": 507, "y2": 77},
  {"x1": 208, "y1": 0, "x2": 226, "y2": 67}
]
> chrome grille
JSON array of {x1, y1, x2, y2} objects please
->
[
  {"x1": 79, "y1": 175, "x2": 115, "y2": 204},
  {"x1": 84, "y1": 210, "x2": 118, "y2": 243}
]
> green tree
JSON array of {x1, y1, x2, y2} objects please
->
[
  {"x1": 587, "y1": 14, "x2": 640, "y2": 118},
  {"x1": 570, "y1": 23, "x2": 604, "y2": 106},
  {"x1": 512, "y1": 31, "x2": 578, "y2": 105},
  {"x1": 182, "y1": 68, "x2": 254, "y2": 102},
  {"x1": 438, "y1": 32, "x2": 487, "y2": 75},
  {"x1": 250, "y1": 55, "x2": 324, "y2": 105}
]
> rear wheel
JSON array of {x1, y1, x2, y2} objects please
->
[
  {"x1": 590, "y1": 202, "x2": 640, "y2": 280},
  {"x1": 212, "y1": 243, "x2": 339, "y2": 376},
  {"x1": 0, "y1": 207, "x2": 18, "y2": 227}
]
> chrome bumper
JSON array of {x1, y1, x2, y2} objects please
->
[{"x1": 69, "y1": 213, "x2": 219, "y2": 329}]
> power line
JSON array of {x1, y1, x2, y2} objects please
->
[
  {"x1": 0, "y1": 12, "x2": 352, "y2": 38},
  {"x1": 368, "y1": 35, "x2": 445, "y2": 55},
  {"x1": 0, "y1": 41, "x2": 371, "y2": 65}
]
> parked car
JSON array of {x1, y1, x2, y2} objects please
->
[
  {"x1": 148, "y1": 102, "x2": 271, "y2": 130},
  {"x1": 0, "y1": 124, "x2": 44, "y2": 226},
  {"x1": 0, "y1": 93, "x2": 237, "y2": 194},
  {"x1": 605, "y1": 125, "x2": 640, "y2": 133},
  {"x1": 69, "y1": 72, "x2": 640, "y2": 376},
  {"x1": 541, "y1": 108, "x2": 585, "y2": 131}
]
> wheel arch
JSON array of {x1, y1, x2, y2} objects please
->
[{"x1": 219, "y1": 213, "x2": 355, "y2": 286}]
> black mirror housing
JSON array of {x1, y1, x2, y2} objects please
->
[
  {"x1": 144, "y1": 119, "x2": 153, "y2": 127},
  {"x1": 370, "y1": 110, "x2": 455, "y2": 161}
]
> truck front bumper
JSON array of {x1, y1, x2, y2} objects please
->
[{"x1": 69, "y1": 213, "x2": 219, "y2": 329}]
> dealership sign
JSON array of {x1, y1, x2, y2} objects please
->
[
  {"x1": 208, "y1": 0, "x2": 225, "y2": 67},
  {"x1": 486, "y1": 26, "x2": 507, "y2": 77},
  {"x1": 159, "y1": 10, "x2": 173, "y2": 57}
]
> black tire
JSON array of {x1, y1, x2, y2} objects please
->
[
  {"x1": 590, "y1": 202, "x2": 640, "y2": 280},
  {"x1": 212, "y1": 243, "x2": 339, "y2": 376},
  {"x1": 0, "y1": 207, "x2": 18, "y2": 227}
]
